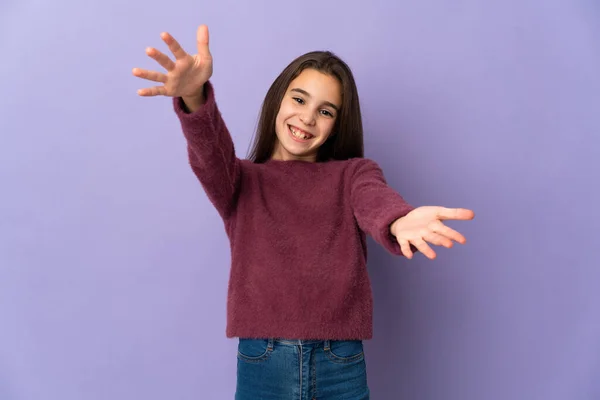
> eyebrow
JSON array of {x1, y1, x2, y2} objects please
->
[{"x1": 290, "y1": 88, "x2": 340, "y2": 112}]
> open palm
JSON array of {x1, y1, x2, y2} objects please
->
[
  {"x1": 391, "y1": 206, "x2": 475, "y2": 259},
  {"x1": 132, "y1": 25, "x2": 213, "y2": 98}
]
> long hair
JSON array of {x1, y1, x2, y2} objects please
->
[{"x1": 247, "y1": 51, "x2": 364, "y2": 163}]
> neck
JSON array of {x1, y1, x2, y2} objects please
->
[{"x1": 271, "y1": 142, "x2": 317, "y2": 162}]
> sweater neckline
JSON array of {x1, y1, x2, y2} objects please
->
[{"x1": 263, "y1": 157, "x2": 337, "y2": 165}]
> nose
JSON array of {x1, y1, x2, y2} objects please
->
[{"x1": 299, "y1": 112, "x2": 316, "y2": 126}]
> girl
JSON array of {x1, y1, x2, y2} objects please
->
[{"x1": 132, "y1": 25, "x2": 474, "y2": 400}]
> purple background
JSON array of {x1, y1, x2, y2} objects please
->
[{"x1": 1, "y1": 0, "x2": 599, "y2": 399}]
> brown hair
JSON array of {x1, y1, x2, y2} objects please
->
[{"x1": 247, "y1": 51, "x2": 364, "y2": 163}]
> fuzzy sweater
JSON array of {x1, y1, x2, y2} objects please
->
[{"x1": 172, "y1": 81, "x2": 414, "y2": 340}]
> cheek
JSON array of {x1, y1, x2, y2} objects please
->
[
  {"x1": 319, "y1": 119, "x2": 336, "y2": 138},
  {"x1": 275, "y1": 110, "x2": 286, "y2": 132},
  {"x1": 275, "y1": 110, "x2": 289, "y2": 129}
]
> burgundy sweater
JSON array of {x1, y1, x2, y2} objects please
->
[{"x1": 173, "y1": 81, "x2": 414, "y2": 340}]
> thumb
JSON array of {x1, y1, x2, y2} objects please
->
[
  {"x1": 436, "y1": 207, "x2": 475, "y2": 221},
  {"x1": 197, "y1": 25, "x2": 210, "y2": 56}
]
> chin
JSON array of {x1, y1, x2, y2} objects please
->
[{"x1": 284, "y1": 145, "x2": 317, "y2": 159}]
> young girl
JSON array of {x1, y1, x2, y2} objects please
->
[{"x1": 133, "y1": 25, "x2": 474, "y2": 400}]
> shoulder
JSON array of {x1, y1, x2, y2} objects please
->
[
  {"x1": 333, "y1": 158, "x2": 391, "y2": 189},
  {"x1": 336, "y1": 157, "x2": 385, "y2": 177},
  {"x1": 312, "y1": 157, "x2": 381, "y2": 169}
]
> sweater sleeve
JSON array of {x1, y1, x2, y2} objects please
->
[
  {"x1": 172, "y1": 81, "x2": 241, "y2": 220},
  {"x1": 350, "y1": 158, "x2": 415, "y2": 255}
]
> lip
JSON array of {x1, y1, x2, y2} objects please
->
[{"x1": 288, "y1": 125, "x2": 314, "y2": 143}]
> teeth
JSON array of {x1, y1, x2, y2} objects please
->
[{"x1": 290, "y1": 127, "x2": 310, "y2": 140}]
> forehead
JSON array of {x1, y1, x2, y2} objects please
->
[{"x1": 287, "y1": 69, "x2": 342, "y2": 106}]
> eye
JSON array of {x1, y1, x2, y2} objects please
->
[
  {"x1": 292, "y1": 97, "x2": 305, "y2": 105},
  {"x1": 320, "y1": 110, "x2": 334, "y2": 118}
]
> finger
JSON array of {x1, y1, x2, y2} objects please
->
[
  {"x1": 430, "y1": 221, "x2": 467, "y2": 244},
  {"x1": 132, "y1": 67, "x2": 167, "y2": 83},
  {"x1": 196, "y1": 24, "x2": 210, "y2": 56},
  {"x1": 436, "y1": 207, "x2": 475, "y2": 221},
  {"x1": 137, "y1": 86, "x2": 167, "y2": 97},
  {"x1": 160, "y1": 32, "x2": 188, "y2": 61},
  {"x1": 398, "y1": 239, "x2": 413, "y2": 259},
  {"x1": 424, "y1": 232, "x2": 453, "y2": 248},
  {"x1": 145, "y1": 47, "x2": 175, "y2": 71},
  {"x1": 411, "y1": 238, "x2": 437, "y2": 260}
]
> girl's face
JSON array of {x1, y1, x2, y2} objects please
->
[{"x1": 272, "y1": 68, "x2": 342, "y2": 162}]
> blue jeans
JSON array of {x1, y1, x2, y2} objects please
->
[{"x1": 235, "y1": 338, "x2": 370, "y2": 400}]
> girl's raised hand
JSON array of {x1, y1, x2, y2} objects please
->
[
  {"x1": 132, "y1": 25, "x2": 213, "y2": 99},
  {"x1": 390, "y1": 206, "x2": 475, "y2": 260}
]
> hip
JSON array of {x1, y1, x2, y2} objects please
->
[{"x1": 235, "y1": 338, "x2": 369, "y2": 400}]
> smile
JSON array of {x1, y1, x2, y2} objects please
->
[{"x1": 288, "y1": 125, "x2": 314, "y2": 142}]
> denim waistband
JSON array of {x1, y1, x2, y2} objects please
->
[
  {"x1": 272, "y1": 339, "x2": 348, "y2": 351},
  {"x1": 274, "y1": 338, "x2": 324, "y2": 345}
]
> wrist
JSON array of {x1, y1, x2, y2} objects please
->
[
  {"x1": 182, "y1": 85, "x2": 206, "y2": 112},
  {"x1": 389, "y1": 216, "x2": 404, "y2": 237}
]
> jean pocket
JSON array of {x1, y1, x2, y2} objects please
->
[
  {"x1": 324, "y1": 340, "x2": 364, "y2": 364},
  {"x1": 237, "y1": 338, "x2": 273, "y2": 363}
]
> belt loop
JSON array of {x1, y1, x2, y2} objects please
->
[
  {"x1": 323, "y1": 340, "x2": 330, "y2": 351},
  {"x1": 267, "y1": 338, "x2": 274, "y2": 350}
]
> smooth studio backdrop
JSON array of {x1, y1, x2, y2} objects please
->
[{"x1": 1, "y1": 0, "x2": 599, "y2": 399}]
